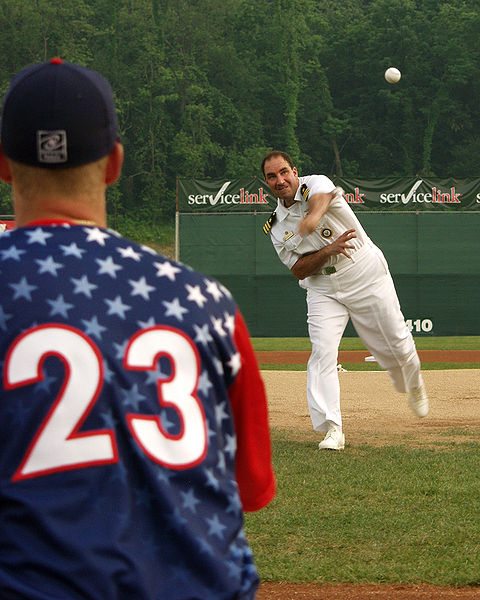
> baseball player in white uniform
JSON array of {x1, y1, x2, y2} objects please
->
[{"x1": 262, "y1": 151, "x2": 429, "y2": 450}]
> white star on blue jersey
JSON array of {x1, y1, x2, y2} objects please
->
[
  {"x1": 205, "y1": 469, "x2": 220, "y2": 491},
  {"x1": 82, "y1": 315, "x2": 107, "y2": 340},
  {"x1": 205, "y1": 279, "x2": 223, "y2": 302},
  {"x1": 121, "y1": 384, "x2": 146, "y2": 410},
  {"x1": 60, "y1": 242, "x2": 86, "y2": 258},
  {"x1": 219, "y1": 283, "x2": 233, "y2": 299},
  {"x1": 1, "y1": 245, "x2": 26, "y2": 261},
  {"x1": 129, "y1": 276, "x2": 155, "y2": 300},
  {"x1": 206, "y1": 514, "x2": 227, "y2": 539},
  {"x1": 194, "y1": 323, "x2": 213, "y2": 345},
  {"x1": 25, "y1": 228, "x2": 53, "y2": 245},
  {"x1": 85, "y1": 227, "x2": 110, "y2": 245},
  {"x1": 154, "y1": 261, "x2": 181, "y2": 281},
  {"x1": 211, "y1": 316, "x2": 226, "y2": 337},
  {"x1": 105, "y1": 295, "x2": 131, "y2": 319},
  {"x1": 100, "y1": 409, "x2": 119, "y2": 429},
  {"x1": 228, "y1": 353, "x2": 242, "y2": 376},
  {"x1": 47, "y1": 294, "x2": 75, "y2": 317},
  {"x1": 163, "y1": 298, "x2": 188, "y2": 321},
  {"x1": 140, "y1": 244, "x2": 157, "y2": 256},
  {"x1": 156, "y1": 468, "x2": 175, "y2": 485},
  {"x1": 167, "y1": 508, "x2": 187, "y2": 532},
  {"x1": 226, "y1": 491, "x2": 242, "y2": 516},
  {"x1": 96, "y1": 256, "x2": 123, "y2": 278},
  {"x1": 0, "y1": 305, "x2": 13, "y2": 330},
  {"x1": 213, "y1": 357, "x2": 224, "y2": 375},
  {"x1": 186, "y1": 284, "x2": 208, "y2": 307},
  {"x1": 197, "y1": 371, "x2": 213, "y2": 396},
  {"x1": 137, "y1": 316, "x2": 156, "y2": 329},
  {"x1": 9, "y1": 277, "x2": 37, "y2": 300},
  {"x1": 198, "y1": 538, "x2": 215, "y2": 556},
  {"x1": 72, "y1": 275, "x2": 98, "y2": 297},
  {"x1": 215, "y1": 402, "x2": 229, "y2": 426},
  {"x1": 217, "y1": 451, "x2": 226, "y2": 474},
  {"x1": 34, "y1": 374, "x2": 57, "y2": 394},
  {"x1": 223, "y1": 312, "x2": 235, "y2": 335},
  {"x1": 36, "y1": 256, "x2": 64, "y2": 276},
  {"x1": 224, "y1": 434, "x2": 237, "y2": 460},
  {"x1": 181, "y1": 489, "x2": 201, "y2": 513},
  {"x1": 144, "y1": 364, "x2": 170, "y2": 385},
  {"x1": 113, "y1": 340, "x2": 129, "y2": 359},
  {"x1": 117, "y1": 246, "x2": 141, "y2": 261},
  {"x1": 103, "y1": 360, "x2": 115, "y2": 384},
  {"x1": 160, "y1": 411, "x2": 177, "y2": 434}
]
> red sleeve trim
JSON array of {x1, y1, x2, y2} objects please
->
[{"x1": 229, "y1": 310, "x2": 276, "y2": 512}]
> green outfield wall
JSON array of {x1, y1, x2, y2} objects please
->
[{"x1": 177, "y1": 177, "x2": 480, "y2": 337}]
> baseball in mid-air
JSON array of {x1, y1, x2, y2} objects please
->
[{"x1": 385, "y1": 67, "x2": 401, "y2": 84}]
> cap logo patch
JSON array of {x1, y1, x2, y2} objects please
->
[{"x1": 37, "y1": 130, "x2": 67, "y2": 163}]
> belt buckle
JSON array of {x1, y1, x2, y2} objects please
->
[{"x1": 324, "y1": 266, "x2": 336, "y2": 275}]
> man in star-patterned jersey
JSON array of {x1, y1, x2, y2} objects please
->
[{"x1": 0, "y1": 59, "x2": 275, "y2": 599}]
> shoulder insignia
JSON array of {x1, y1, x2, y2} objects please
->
[
  {"x1": 262, "y1": 211, "x2": 276, "y2": 235},
  {"x1": 300, "y1": 183, "x2": 310, "y2": 202}
]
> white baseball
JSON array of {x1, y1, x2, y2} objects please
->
[{"x1": 385, "y1": 67, "x2": 401, "y2": 84}]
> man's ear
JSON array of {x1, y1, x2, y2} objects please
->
[
  {"x1": 0, "y1": 144, "x2": 13, "y2": 184},
  {"x1": 105, "y1": 141, "x2": 124, "y2": 186}
]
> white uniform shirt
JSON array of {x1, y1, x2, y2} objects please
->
[{"x1": 270, "y1": 174, "x2": 374, "y2": 289}]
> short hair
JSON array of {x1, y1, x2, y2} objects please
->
[{"x1": 261, "y1": 151, "x2": 295, "y2": 177}]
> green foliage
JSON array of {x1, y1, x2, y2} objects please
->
[
  {"x1": 109, "y1": 212, "x2": 174, "y2": 249},
  {"x1": 1, "y1": 0, "x2": 480, "y2": 231},
  {"x1": 245, "y1": 438, "x2": 480, "y2": 585},
  {"x1": 0, "y1": 181, "x2": 13, "y2": 216}
]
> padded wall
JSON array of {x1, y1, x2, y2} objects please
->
[{"x1": 179, "y1": 212, "x2": 480, "y2": 337}]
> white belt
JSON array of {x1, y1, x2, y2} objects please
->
[{"x1": 320, "y1": 242, "x2": 373, "y2": 275}]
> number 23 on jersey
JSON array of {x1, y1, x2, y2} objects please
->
[{"x1": 3, "y1": 324, "x2": 208, "y2": 481}]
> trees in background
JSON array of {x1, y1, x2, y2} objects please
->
[{"x1": 1, "y1": 0, "x2": 479, "y2": 227}]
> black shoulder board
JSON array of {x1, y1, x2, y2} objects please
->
[
  {"x1": 262, "y1": 211, "x2": 276, "y2": 235},
  {"x1": 300, "y1": 183, "x2": 310, "y2": 202}
]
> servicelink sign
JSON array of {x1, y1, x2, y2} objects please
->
[
  {"x1": 337, "y1": 177, "x2": 480, "y2": 211},
  {"x1": 177, "y1": 177, "x2": 277, "y2": 213},
  {"x1": 177, "y1": 177, "x2": 480, "y2": 213}
]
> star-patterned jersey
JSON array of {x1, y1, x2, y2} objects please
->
[{"x1": 0, "y1": 222, "x2": 275, "y2": 600}]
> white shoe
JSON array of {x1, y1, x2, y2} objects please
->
[
  {"x1": 408, "y1": 384, "x2": 429, "y2": 418},
  {"x1": 318, "y1": 427, "x2": 345, "y2": 451}
]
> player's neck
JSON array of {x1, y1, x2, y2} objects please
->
[{"x1": 14, "y1": 195, "x2": 107, "y2": 228}]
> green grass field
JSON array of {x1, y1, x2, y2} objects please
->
[
  {"x1": 252, "y1": 336, "x2": 480, "y2": 371},
  {"x1": 245, "y1": 435, "x2": 480, "y2": 586},
  {"x1": 244, "y1": 337, "x2": 480, "y2": 587},
  {"x1": 252, "y1": 336, "x2": 480, "y2": 351}
]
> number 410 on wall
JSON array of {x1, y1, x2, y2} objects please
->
[{"x1": 406, "y1": 318, "x2": 433, "y2": 333}]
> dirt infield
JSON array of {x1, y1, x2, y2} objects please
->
[
  {"x1": 257, "y1": 582, "x2": 480, "y2": 599},
  {"x1": 256, "y1": 365, "x2": 480, "y2": 599},
  {"x1": 261, "y1": 369, "x2": 480, "y2": 446}
]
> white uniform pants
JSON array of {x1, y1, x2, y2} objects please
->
[{"x1": 305, "y1": 245, "x2": 423, "y2": 432}]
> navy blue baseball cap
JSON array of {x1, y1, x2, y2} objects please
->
[{"x1": 0, "y1": 58, "x2": 119, "y2": 168}]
